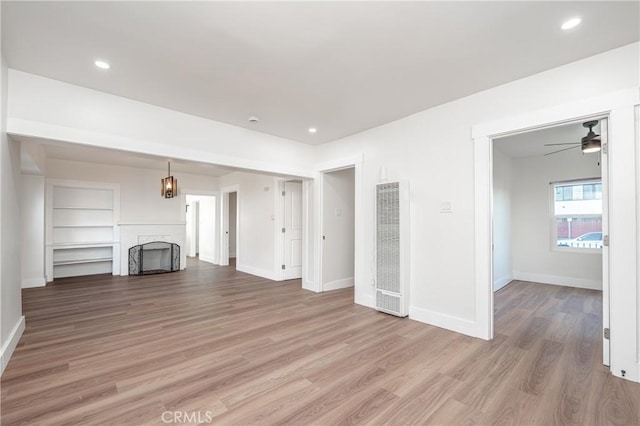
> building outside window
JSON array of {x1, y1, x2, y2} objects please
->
[{"x1": 552, "y1": 179, "x2": 602, "y2": 249}]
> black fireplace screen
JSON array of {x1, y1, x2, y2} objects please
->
[{"x1": 129, "y1": 241, "x2": 180, "y2": 275}]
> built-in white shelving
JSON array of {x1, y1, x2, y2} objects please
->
[{"x1": 46, "y1": 180, "x2": 121, "y2": 281}]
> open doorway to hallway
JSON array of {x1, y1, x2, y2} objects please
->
[
  {"x1": 321, "y1": 167, "x2": 355, "y2": 292},
  {"x1": 185, "y1": 194, "x2": 216, "y2": 264}
]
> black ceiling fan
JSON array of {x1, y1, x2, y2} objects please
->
[{"x1": 544, "y1": 120, "x2": 601, "y2": 156}]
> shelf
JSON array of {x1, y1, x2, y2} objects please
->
[
  {"x1": 54, "y1": 257, "x2": 113, "y2": 266},
  {"x1": 53, "y1": 225, "x2": 113, "y2": 229},
  {"x1": 53, "y1": 207, "x2": 114, "y2": 211},
  {"x1": 53, "y1": 242, "x2": 116, "y2": 249},
  {"x1": 119, "y1": 223, "x2": 187, "y2": 226}
]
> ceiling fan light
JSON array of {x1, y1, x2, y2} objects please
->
[{"x1": 582, "y1": 140, "x2": 601, "y2": 154}]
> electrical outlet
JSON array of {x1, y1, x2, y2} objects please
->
[{"x1": 440, "y1": 201, "x2": 453, "y2": 213}]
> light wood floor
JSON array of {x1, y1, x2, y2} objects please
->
[{"x1": 2, "y1": 259, "x2": 638, "y2": 425}]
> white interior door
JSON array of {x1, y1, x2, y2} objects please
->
[
  {"x1": 220, "y1": 192, "x2": 229, "y2": 266},
  {"x1": 282, "y1": 181, "x2": 303, "y2": 279},
  {"x1": 601, "y1": 118, "x2": 610, "y2": 367}
]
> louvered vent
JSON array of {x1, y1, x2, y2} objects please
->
[
  {"x1": 376, "y1": 183, "x2": 400, "y2": 292},
  {"x1": 376, "y1": 291, "x2": 401, "y2": 315},
  {"x1": 375, "y1": 181, "x2": 409, "y2": 317}
]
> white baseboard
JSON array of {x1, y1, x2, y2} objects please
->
[
  {"x1": 302, "y1": 280, "x2": 320, "y2": 292},
  {"x1": 323, "y1": 277, "x2": 354, "y2": 291},
  {"x1": 198, "y1": 255, "x2": 216, "y2": 265},
  {"x1": 1, "y1": 316, "x2": 25, "y2": 375},
  {"x1": 22, "y1": 277, "x2": 46, "y2": 288},
  {"x1": 409, "y1": 306, "x2": 477, "y2": 337},
  {"x1": 236, "y1": 263, "x2": 278, "y2": 281},
  {"x1": 355, "y1": 292, "x2": 374, "y2": 309},
  {"x1": 493, "y1": 275, "x2": 513, "y2": 292},
  {"x1": 513, "y1": 271, "x2": 602, "y2": 290}
]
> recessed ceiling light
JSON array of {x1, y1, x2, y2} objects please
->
[
  {"x1": 561, "y1": 17, "x2": 581, "y2": 30},
  {"x1": 248, "y1": 116, "x2": 260, "y2": 123},
  {"x1": 94, "y1": 60, "x2": 110, "y2": 70},
  {"x1": 309, "y1": 128, "x2": 317, "y2": 134}
]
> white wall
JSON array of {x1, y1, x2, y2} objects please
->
[
  {"x1": 21, "y1": 174, "x2": 46, "y2": 288},
  {"x1": 492, "y1": 148, "x2": 512, "y2": 291},
  {"x1": 314, "y1": 43, "x2": 638, "y2": 333},
  {"x1": 636, "y1": 104, "x2": 640, "y2": 367},
  {"x1": 228, "y1": 192, "x2": 237, "y2": 257},
  {"x1": 510, "y1": 148, "x2": 602, "y2": 290},
  {"x1": 1, "y1": 49, "x2": 25, "y2": 374},
  {"x1": 219, "y1": 172, "x2": 280, "y2": 280},
  {"x1": 46, "y1": 159, "x2": 218, "y2": 225},
  {"x1": 322, "y1": 168, "x2": 355, "y2": 290},
  {"x1": 45, "y1": 159, "x2": 219, "y2": 274},
  {"x1": 196, "y1": 195, "x2": 216, "y2": 264},
  {"x1": 302, "y1": 180, "x2": 315, "y2": 291},
  {"x1": 7, "y1": 70, "x2": 315, "y2": 178},
  {"x1": 185, "y1": 196, "x2": 197, "y2": 257}
]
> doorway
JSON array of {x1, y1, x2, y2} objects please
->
[
  {"x1": 220, "y1": 185, "x2": 240, "y2": 267},
  {"x1": 491, "y1": 116, "x2": 610, "y2": 365},
  {"x1": 474, "y1": 90, "x2": 637, "y2": 381},
  {"x1": 281, "y1": 180, "x2": 303, "y2": 280},
  {"x1": 320, "y1": 167, "x2": 355, "y2": 291},
  {"x1": 228, "y1": 192, "x2": 237, "y2": 263},
  {"x1": 491, "y1": 119, "x2": 608, "y2": 365},
  {"x1": 185, "y1": 194, "x2": 217, "y2": 264}
]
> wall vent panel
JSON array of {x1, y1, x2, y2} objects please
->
[{"x1": 375, "y1": 181, "x2": 409, "y2": 317}]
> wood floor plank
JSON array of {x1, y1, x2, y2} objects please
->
[{"x1": 2, "y1": 258, "x2": 638, "y2": 425}]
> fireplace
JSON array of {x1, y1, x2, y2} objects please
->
[{"x1": 128, "y1": 241, "x2": 180, "y2": 275}]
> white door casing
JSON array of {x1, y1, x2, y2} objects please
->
[
  {"x1": 600, "y1": 119, "x2": 610, "y2": 366},
  {"x1": 473, "y1": 88, "x2": 639, "y2": 382}
]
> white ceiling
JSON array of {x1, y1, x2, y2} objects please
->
[
  {"x1": 494, "y1": 120, "x2": 602, "y2": 159},
  {"x1": 2, "y1": 2, "x2": 638, "y2": 145}
]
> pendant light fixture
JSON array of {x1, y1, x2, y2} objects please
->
[{"x1": 161, "y1": 161, "x2": 177, "y2": 198}]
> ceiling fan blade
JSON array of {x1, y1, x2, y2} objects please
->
[
  {"x1": 543, "y1": 142, "x2": 580, "y2": 146},
  {"x1": 544, "y1": 146, "x2": 580, "y2": 156}
]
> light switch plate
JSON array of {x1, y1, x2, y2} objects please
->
[{"x1": 440, "y1": 201, "x2": 453, "y2": 213}]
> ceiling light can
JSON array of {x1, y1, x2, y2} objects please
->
[
  {"x1": 561, "y1": 17, "x2": 581, "y2": 30},
  {"x1": 94, "y1": 60, "x2": 110, "y2": 70}
]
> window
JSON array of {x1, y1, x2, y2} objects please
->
[
  {"x1": 554, "y1": 182, "x2": 602, "y2": 201},
  {"x1": 552, "y1": 179, "x2": 602, "y2": 250}
]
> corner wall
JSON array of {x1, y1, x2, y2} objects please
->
[
  {"x1": 492, "y1": 148, "x2": 512, "y2": 291},
  {"x1": 21, "y1": 174, "x2": 45, "y2": 288},
  {"x1": 322, "y1": 168, "x2": 355, "y2": 290},
  {"x1": 219, "y1": 171, "x2": 281, "y2": 280},
  {"x1": 0, "y1": 49, "x2": 25, "y2": 374}
]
